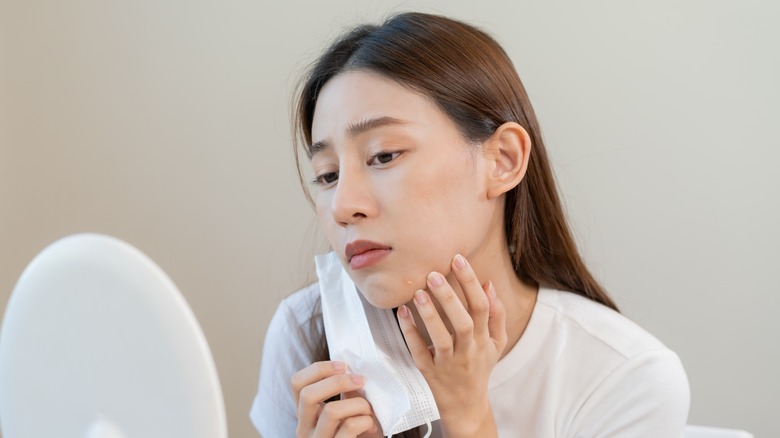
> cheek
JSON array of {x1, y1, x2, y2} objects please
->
[
  {"x1": 402, "y1": 160, "x2": 481, "y2": 230},
  {"x1": 314, "y1": 195, "x2": 339, "y2": 243},
  {"x1": 314, "y1": 197, "x2": 328, "y2": 223},
  {"x1": 390, "y1": 161, "x2": 483, "y2": 269}
]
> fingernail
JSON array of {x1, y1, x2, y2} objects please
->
[
  {"x1": 333, "y1": 362, "x2": 346, "y2": 372},
  {"x1": 454, "y1": 254, "x2": 466, "y2": 269},
  {"x1": 414, "y1": 289, "x2": 428, "y2": 305},
  {"x1": 351, "y1": 374, "x2": 364, "y2": 385},
  {"x1": 428, "y1": 271, "x2": 443, "y2": 287},
  {"x1": 398, "y1": 304, "x2": 410, "y2": 319},
  {"x1": 489, "y1": 281, "x2": 497, "y2": 298}
]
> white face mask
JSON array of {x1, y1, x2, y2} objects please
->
[{"x1": 315, "y1": 252, "x2": 440, "y2": 437}]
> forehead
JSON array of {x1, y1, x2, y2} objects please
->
[{"x1": 310, "y1": 70, "x2": 444, "y2": 145}]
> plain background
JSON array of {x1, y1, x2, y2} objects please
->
[{"x1": 1, "y1": 0, "x2": 777, "y2": 437}]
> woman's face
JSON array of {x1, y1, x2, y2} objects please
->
[{"x1": 310, "y1": 70, "x2": 502, "y2": 309}]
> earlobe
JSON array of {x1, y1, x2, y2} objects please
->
[{"x1": 484, "y1": 122, "x2": 532, "y2": 199}]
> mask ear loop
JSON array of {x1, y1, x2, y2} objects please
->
[
  {"x1": 386, "y1": 421, "x2": 432, "y2": 438},
  {"x1": 422, "y1": 420, "x2": 433, "y2": 438}
]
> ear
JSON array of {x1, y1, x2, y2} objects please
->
[{"x1": 482, "y1": 122, "x2": 532, "y2": 199}]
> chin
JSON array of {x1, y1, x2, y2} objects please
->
[
  {"x1": 361, "y1": 293, "x2": 409, "y2": 310},
  {"x1": 355, "y1": 279, "x2": 418, "y2": 310}
]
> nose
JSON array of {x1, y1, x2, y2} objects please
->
[{"x1": 330, "y1": 168, "x2": 377, "y2": 226}]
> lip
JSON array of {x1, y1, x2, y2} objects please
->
[{"x1": 345, "y1": 240, "x2": 392, "y2": 270}]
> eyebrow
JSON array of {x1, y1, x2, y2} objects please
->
[{"x1": 308, "y1": 116, "x2": 408, "y2": 157}]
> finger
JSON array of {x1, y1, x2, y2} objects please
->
[
  {"x1": 333, "y1": 415, "x2": 378, "y2": 438},
  {"x1": 413, "y1": 287, "x2": 456, "y2": 355},
  {"x1": 313, "y1": 397, "x2": 374, "y2": 437},
  {"x1": 426, "y1": 270, "x2": 474, "y2": 351},
  {"x1": 397, "y1": 304, "x2": 434, "y2": 369},
  {"x1": 341, "y1": 389, "x2": 364, "y2": 400},
  {"x1": 451, "y1": 254, "x2": 490, "y2": 340},
  {"x1": 291, "y1": 361, "x2": 346, "y2": 406},
  {"x1": 485, "y1": 281, "x2": 508, "y2": 352},
  {"x1": 297, "y1": 374, "x2": 365, "y2": 431}
]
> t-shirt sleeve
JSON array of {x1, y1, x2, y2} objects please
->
[
  {"x1": 250, "y1": 287, "x2": 321, "y2": 437},
  {"x1": 568, "y1": 348, "x2": 691, "y2": 438}
]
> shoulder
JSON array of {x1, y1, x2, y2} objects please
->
[
  {"x1": 276, "y1": 282, "x2": 322, "y2": 324},
  {"x1": 264, "y1": 282, "x2": 323, "y2": 358},
  {"x1": 538, "y1": 287, "x2": 667, "y2": 359},
  {"x1": 260, "y1": 281, "x2": 323, "y2": 365},
  {"x1": 538, "y1": 288, "x2": 690, "y2": 435}
]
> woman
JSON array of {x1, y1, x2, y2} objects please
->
[{"x1": 251, "y1": 12, "x2": 689, "y2": 437}]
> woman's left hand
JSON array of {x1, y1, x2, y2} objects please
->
[{"x1": 397, "y1": 254, "x2": 507, "y2": 438}]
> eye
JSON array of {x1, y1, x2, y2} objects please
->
[
  {"x1": 369, "y1": 151, "x2": 401, "y2": 166},
  {"x1": 312, "y1": 171, "x2": 339, "y2": 186}
]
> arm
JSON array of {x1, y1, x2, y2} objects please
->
[{"x1": 250, "y1": 297, "x2": 307, "y2": 436}]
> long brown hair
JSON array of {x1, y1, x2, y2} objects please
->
[{"x1": 293, "y1": 12, "x2": 618, "y2": 436}]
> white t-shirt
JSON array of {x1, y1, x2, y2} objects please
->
[{"x1": 250, "y1": 284, "x2": 690, "y2": 437}]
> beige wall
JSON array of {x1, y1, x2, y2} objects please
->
[{"x1": 1, "y1": 1, "x2": 777, "y2": 437}]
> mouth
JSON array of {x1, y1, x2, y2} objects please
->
[{"x1": 345, "y1": 240, "x2": 392, "y2": 270}]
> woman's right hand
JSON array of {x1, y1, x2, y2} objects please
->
[{"x1": 291, "y1": 361, "x2": 380, "y2": 437}]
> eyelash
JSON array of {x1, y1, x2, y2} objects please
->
[
  {"x1": 311, "y1": 171, "x2": 338, "y2": 187},
  {"x1": 310, "y1": 150, "x2": 403, "y2": 187},
  {"x1": 369, "y1": 151, "x2": 401, "y2": 166}
]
